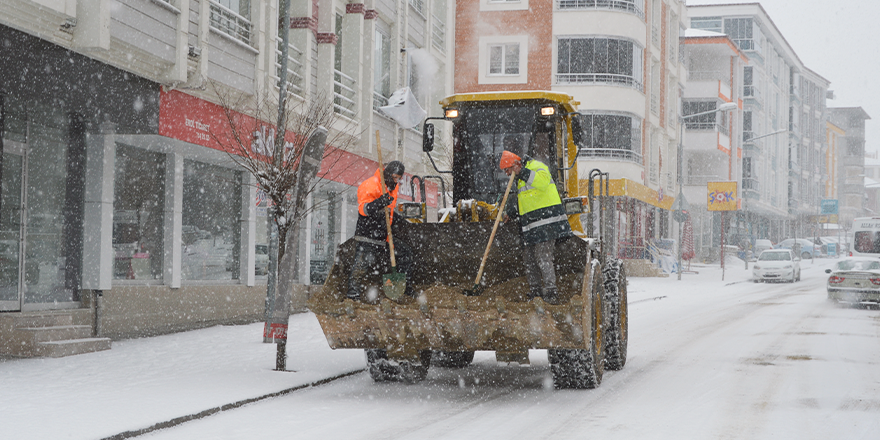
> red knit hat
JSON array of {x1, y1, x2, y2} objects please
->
[{"x1": 499, "y1": 151, "x2": 521, "y2": 170}]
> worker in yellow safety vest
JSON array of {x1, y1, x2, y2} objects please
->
[{"x1": 499, "y1": 150, "x2": 573, "y2": 304}]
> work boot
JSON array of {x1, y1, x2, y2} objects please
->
[
  {"x1": 542, "y1": 288, "x2": 562, "y2": 305},
  {"x1": 528, "y1": 289, "x2": 541, "y2": 301},
  {"x1": 345, "y1": 289, "x2": 360, "y2": 301}
]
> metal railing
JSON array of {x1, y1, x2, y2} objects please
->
[
  {"x1": 556, "y1": 0, "x2": 645, "y2": 19},
  {"x1": 650, "y1": 93, "x2": 659, "y2": 115},
  {"x1": 373, "y1": 92, "x2": 389, "y2": 112},
  {"x1": 333, "y1": 69, "x2": 357, "y2": 119},
  {"x1": 578, "y1": 148, "x2": 643, "y2": 164},
  {"x1": 432, "y1": 14, "x2": 446, "y2": 52},
  {"x1": 273, "y1": 38, "x2": 305, "y2": 97},
  {"x1": 557, "y1": 73, "x2": 643, "y2": 92},
  {"x1": 209, "y1": 1, "x2": 251, "y2": 45},
  {"x1": 732, "y1": 38, "x2": 761, "y2": 53},
  {"x1": 409, "y1": 0, "x2": 425, "y2": 14},
  {"x1": 688, "y1": 71, "x2": 726, "y2": 82}
]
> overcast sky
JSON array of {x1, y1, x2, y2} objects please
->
[{"x1": 689, "y1": 0, "x2": 879, "y2": 155}]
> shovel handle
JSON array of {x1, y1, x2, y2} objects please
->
[
  {"x1": 375, "y1": 131, "x2": 397, "y2": 268},
  {"x1": 473, "y1": 172, "x2": 517, "y2": 286}
]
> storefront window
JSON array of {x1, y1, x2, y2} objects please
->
[
  {"x1": 182, "y1": 160, "x2": 241, "y2": 280},
  {"x1": 113, "y1": 144, "x2": 165, "y2": 280}
]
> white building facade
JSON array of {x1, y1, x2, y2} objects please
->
[
  {"x1": 688, "y1": 3, "x2": 831, "y2": 245},
  {"x1": 0, "y1": 0, "x2": 454, "y2": 353}
]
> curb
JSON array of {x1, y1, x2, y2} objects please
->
[{"x1": 101, "y1": 369, "x2": 365, "y2": 440}]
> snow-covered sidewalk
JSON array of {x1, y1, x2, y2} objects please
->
[{"x1": 0, "y1": 257, "x2": 833, "y2": 440}]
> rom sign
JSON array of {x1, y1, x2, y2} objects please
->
[{"x1": 707, "y1": 181, "x2": 738, "y2": 211}]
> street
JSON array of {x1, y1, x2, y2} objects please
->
[{"x1": 139, "y1": 260, "x2": 880, "y2": 440}]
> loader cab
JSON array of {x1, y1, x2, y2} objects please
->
[{"x1": 439, "y1": 101, "x2": 568, "y2": 206}]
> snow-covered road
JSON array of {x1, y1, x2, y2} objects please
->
[{"x1": 140, "y1": 261, "x2": 880, "y2": 440}]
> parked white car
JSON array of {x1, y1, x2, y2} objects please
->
[
  {"x1": 825, "y1": 258, "x2": 880, "y2": 306},
  {"x1": 753, "y1": 249, "x2": 801, "y2": 283}
]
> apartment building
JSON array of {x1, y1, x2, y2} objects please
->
[
  {"x1": 454, "y1": 0, "x2": 688, "y2": 262},
  {"x1": 680, "y1": 30, "x2": 745, "y2": 261},
  {"x1": 689, "y1": 3, "x2": 830, "y2": 243},
  {"x1": 0, "y1": 0, "x2": 453, "y2": 355},
  {"x1": 828, "y1": 107, "x2": 872, "y2": 226}
]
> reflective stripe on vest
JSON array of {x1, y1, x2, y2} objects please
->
[{"x1": 521, "y1": 214, "x2": 569, "y2": 233}]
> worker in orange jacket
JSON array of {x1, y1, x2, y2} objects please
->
[{"x1": 347, "y1": 161, "x2": 415, "y2": 300}]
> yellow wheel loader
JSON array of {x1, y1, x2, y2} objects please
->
[{"x1": 308, "y1": 91, "x2": 628, "y2": 388}]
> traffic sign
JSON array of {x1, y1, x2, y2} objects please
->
[{"x1": 820, "y1": 199, "x2": 839, "y2": 215}]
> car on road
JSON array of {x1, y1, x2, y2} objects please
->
[
  {"x1": 775, "y1": 238, "x2": 820, "y2": 259},
  {"x1": 825, "y1": 258, "x2": 880, "y2": 306},
  {"x1": 752, "y1": 239, "x2": 774, "y2": 260},
  {"x1": 753, "y1": 249, "x2": 800, "y2": 283}
]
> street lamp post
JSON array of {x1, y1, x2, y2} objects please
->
[
  {"x1": 676, "y1": 102, "x2": 738, "y2": 280},
  {"x1": 739, "y1": 129, "x2": 787, "y2": 270}
]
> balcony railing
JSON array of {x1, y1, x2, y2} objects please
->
[
  {"x1": 578, "y1": 148, "x2": 643, "y2": 164},
  {"x1": 556, "y1": 0, "x2": 645, "y2": 20},
  {"x1": 373, "y1": 92, "x2": 389, "y2": 112},
  {"x1": 209, "y1": 1, "x2": 251, "y2": 45},
  {"x1": 431, "y1": 14, "x2": 446, "y2": 52},
  {"x1": 409, "y1": 0, "x2": 425, "y2": 15},
  {"x1": 273, "y1": 38, "x2": 305, "y2": 97},
  {"x1": 733, "y1": 38, "x2": 762, "y2": 54},
  {"x1": 688, "y1": 71, "x2": 726, "y2": 82},
  {"x1": 556, "y1": 73, "x2": 644, "y2": 92},
  {"x1": 333, "y1": 69, "x2": 357, "y2": 119},
  {"x1": 686, "y1": 175, "x2": 725, "y2": 187}
]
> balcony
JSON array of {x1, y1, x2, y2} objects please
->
[
  {"x1": 209, "y1": 1, "x2": 252, "y2": 45},
  {"x1": 843, "y1": 183, "x2": 864, "y2": 195},
  {"x1": 733, "y1": 39, "x2": 763, "y2": 63},
  {"x1": 333, "y1": 70, "x2": 357, "y2": 119},
  {"x1": 556, "y1": 0, "x2": 646, "y2": 20},
  {"x1": 743, "y1": 177, "x2": 761, "y2": 199},
  {"x1": 578, "y1": 148, "x2": 643, "y2": 164},
  {"x1": 743, "y1": 85, "x2": 763, "y2": 109},
  {"x1": 273, "y1": 39, "x2": 305, "y2": 97},
  {"x1": 556, "y1": 73, "x2": 644, "y2": 92},
  {"x1": 686, "y1": 174, "x2": 725, "y2": 187}
]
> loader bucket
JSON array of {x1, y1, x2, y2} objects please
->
[{"x1": 308, "y1": 220, "x2": 598, "y2": 354}]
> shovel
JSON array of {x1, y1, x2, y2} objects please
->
[
  {"x1": 464, "y1": 172, "x2": 517, "y2": 296},
  {"x1": 375, "y1": 131, "x2": 407, "y2": 301}
]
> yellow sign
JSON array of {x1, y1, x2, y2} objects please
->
[
  {"x1": 809, "y1": 214, "x2": 839, "y2": 224},
  {"x1": 707, "y1": 181, "x2": 737, "y2": 211}
]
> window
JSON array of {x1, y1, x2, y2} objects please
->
[
  {"x1": 691, "y1": 16, "x2": 722, "y2": 34},
  {"x1": 373, "y1": 28, "x2": 391, "y2": 110},
  {"x1": 181, "y1": 160, "x2": 242, "y2": 281},
  {"x1": 489, "y1": 43, "x2": 520, "y2": 75},
  {"x1": 575, "y1": 113, "x2": 643, "y2": 163},
  {"x1": 724, "y1": 18, "x2": 762, "y2": 53},
  {"x1": 409, "y1": 0, "x2": 425, "y2": 14},
  {"x1": 557, "y1": 37, "x2": 643, "y2": 90},
  {"x1": 682, "y1": 101, "x2": 720, "y2": 130},
  {"x1": 113, "y1": 145, "x2": 165, "y2": 280},
  {"x1": 556, "y1": 0, "x2": 644, "y2": 19},
  {"x1": 209, "y1": 0, "x2": 252, "y2": 44}
]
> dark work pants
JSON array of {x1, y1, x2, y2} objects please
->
[
  {"x1": 347, "y1": 238, "x2": 414, "y2": 299},
  {"x1": 524, "y1": 239, "x2": 556, "y2": 295}
]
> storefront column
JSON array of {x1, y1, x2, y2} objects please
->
[
  {"x1": 81, "y1": 121, "x2": 116, "y2": 290},
  {"x1": 163, "y1": 152, "x2": 184, "y2": 288},
  {"x1": 240, "y1": 173, "x2": 257, "y2": 287}
]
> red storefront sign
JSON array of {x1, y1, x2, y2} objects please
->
[{"x1": 158, "y1": 89, "x2": 439, "y2": 207}]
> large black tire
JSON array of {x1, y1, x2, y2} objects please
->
[
  {"x1": 549, "y1": 264, "x2": 605, "y2": 389},
  {"x1": 431, "y1": 350, "x2": 475, "y2": 368},
  {"x1": 602, "y1": 258, "x2": 628, "y2": 371},
  {"x1": 365, "y1": 349, "x2": 431, "y2": 384}
]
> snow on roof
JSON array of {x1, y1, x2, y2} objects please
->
[
  {"x1": 865, "y1": 176, "x2": 880, "y2": 188},
  {"x1": 684, "y1": 28, "x2": 727, "y2": 38}
]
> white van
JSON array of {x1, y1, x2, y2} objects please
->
[{"x1": 850, "y1": 217, "x2": 880, "y2": 258}]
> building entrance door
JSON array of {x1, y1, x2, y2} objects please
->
[{"x1": 0, "y1": 148, "x2": 24, "y2": 311}]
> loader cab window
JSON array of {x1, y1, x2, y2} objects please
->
[{"x1": 453, "y1": 105, "x2": 557, "y2": 204}]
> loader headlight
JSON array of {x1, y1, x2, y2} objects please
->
[
  {"x1": 541, "y1": 106, "x2": 556, "y2": 116},
  {"x1": 445, "y1": 109, "x2": 459, "y2": 119},
  {"x1": 563, "y1": 198, "x2": 585, "y2": 215}
]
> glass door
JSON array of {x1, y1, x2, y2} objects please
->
[{"x1": 0, "y1": 149, "x2": 24, "y2": 311}]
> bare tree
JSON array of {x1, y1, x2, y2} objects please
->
[{"x1": 209, "y1": 83, "x2": 360, "y2": 369}]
